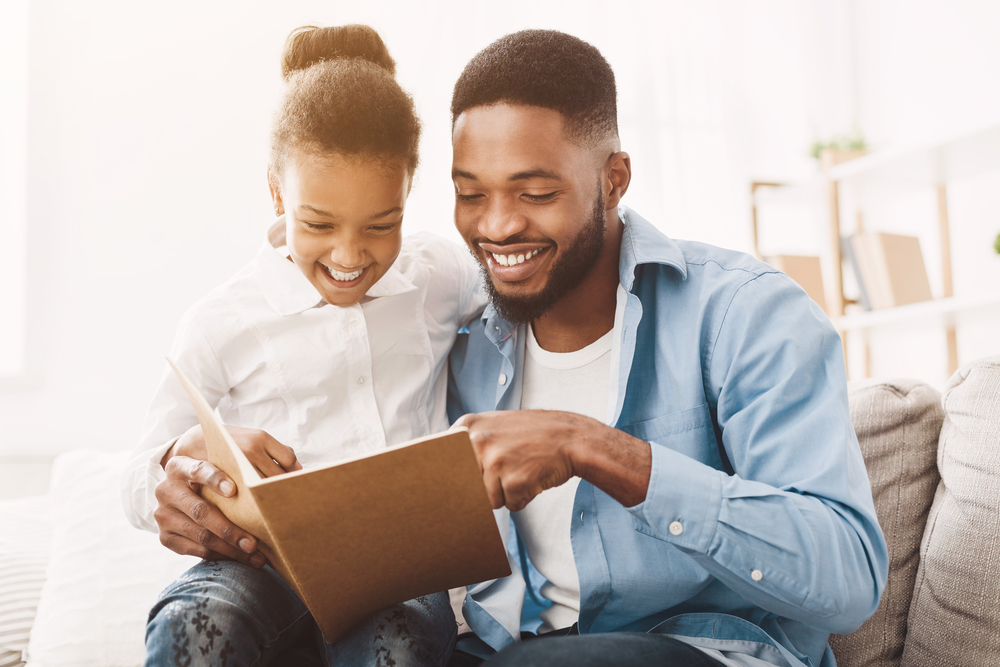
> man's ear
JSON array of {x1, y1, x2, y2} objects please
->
[
  {"x1": 603, "y1": 151, "x2": 631, "y2": 210},
  {"x1": 267, "y1": 168, "x2": 284, "y2": 216}
]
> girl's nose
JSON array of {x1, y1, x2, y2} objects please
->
[{"x1": 330, "y1": 245, "x2": 365, "y2": 269}]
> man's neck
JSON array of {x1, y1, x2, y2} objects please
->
[{"x1": 530, "y1": 214, "x2": 623, "y2": 353}]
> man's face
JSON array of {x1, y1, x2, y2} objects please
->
[{"x1": 452, "y1": 104, "x2": 609, "y2": 323}]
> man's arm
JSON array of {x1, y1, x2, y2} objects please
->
[
  {"x1": 454, "y1": 409, "x2": 650, "y2": 511},
  {"x1": 457, "y1": 273, "x2": 888, "y2": 634}
]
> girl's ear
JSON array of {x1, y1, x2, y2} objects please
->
[{"x1": 267, "y1": 168, "x2": 284, "y2": 216}]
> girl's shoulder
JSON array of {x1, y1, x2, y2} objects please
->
[
  {"x1": 394, "y1": 233, "x2": 478, "y2": 282},
  {"x1": 173, "y1": 257, "x2": 263, "y2": 349}
]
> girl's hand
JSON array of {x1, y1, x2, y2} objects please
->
[
  {"x1": 166, "y1": 424, "x2": 303, "y2": 479},
  {"x1": 153, "y1": 424, "x2": 302, "y2": 565}
]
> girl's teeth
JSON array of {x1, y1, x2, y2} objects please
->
[{"x1": 328, "y1": 266, "x2": 363, "y2": 281}]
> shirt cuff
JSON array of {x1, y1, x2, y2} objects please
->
[{"x1": 625, "y1": 441, "x2": 724, "y2": 554}]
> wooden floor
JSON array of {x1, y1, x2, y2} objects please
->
[{"x1": 0, "y1": 457, "x2": 54, "y2": 499}]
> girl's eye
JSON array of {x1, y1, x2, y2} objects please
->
[
  {"x1": 369, "y1": 224, "x2": 398, "y2": 234},
  {"x1": 303, "y1": 221, "x2": 333, "y2": 231},
  {"x1": 523, "y1": 192, "x2": 557, "y2": 203}
]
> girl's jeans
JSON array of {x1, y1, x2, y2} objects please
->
[{"x1": 144, "y1": 559, "x2": 457, "y2": 667}]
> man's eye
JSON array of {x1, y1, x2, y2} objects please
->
[
  {"x1": 523, "y1": 192, "x2": 557, "y2": 202},
  {"x1": 456, "y1": 193, "x2": 483, "y2": 202}
]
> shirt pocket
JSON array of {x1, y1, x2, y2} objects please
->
[{"x1": 619, "y1": 402, "x2": 729, "y2": 473}]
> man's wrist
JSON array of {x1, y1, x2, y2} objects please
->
[{"x1": 569, "y1": 418, "x2": 651, "y2": 507}]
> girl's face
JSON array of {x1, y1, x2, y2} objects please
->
[{"x1": 273, "y1": 150, "x2": 410, "y2": 307}]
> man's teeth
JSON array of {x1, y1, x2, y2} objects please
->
[
  {"x1": 492, "y1": 249, "x2": 540, "y2": 267},
  {"x1": 327, "y1": 266, "x2": 363, "y2": 281}
]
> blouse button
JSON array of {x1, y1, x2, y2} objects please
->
[
  {"x1": 668, "y1": 521, "x2": 683, "y2": 536},
  {"x1": 751, "y1": 569, "x2": 764, "y2": 582},
  {"x1": 356, "y1": 376, "x2": 366, "y2": 385},
  {"x1": 498, "y1": 373, "x2": 507, "y2": 385}
]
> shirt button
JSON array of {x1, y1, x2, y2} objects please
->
[
  {"x1": 498, "y1": 373, "x2": 507, "y2": 385},
  {"x1": 751, "y1": 569, "x2": 763, "y2": 582},
  {"x1": 356, "y1": 376, "x2": 366, "y2": 385},
  {"x1": 668, "y1": 521, "x2": 683, "y2": 536}
]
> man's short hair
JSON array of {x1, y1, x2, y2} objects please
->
[{"x1": 451, "y1": 29, "x2": 618, "y2": 148}]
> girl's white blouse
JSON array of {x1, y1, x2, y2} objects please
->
[{"x1": 121, "y1": 219, "x2": 486, "y2": 532}]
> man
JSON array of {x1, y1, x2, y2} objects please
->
[{"x1": 445, "y1": 30, "x2": 887, "y2": 667}]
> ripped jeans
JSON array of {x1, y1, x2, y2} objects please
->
[{"x1": 145, "y1": 560, "x2": 457, "y2": 667}]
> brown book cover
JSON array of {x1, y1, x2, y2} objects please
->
[{"x1": 168, "y1": 359, "x2": 511, "y2": 643}]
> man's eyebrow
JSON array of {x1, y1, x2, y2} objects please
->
[
  {"x1": 451, "y1": 168, "x2": 564, "y2": 182},
  {"x1": 508, "y1": 169, "x2": 562, "y2": 182}
]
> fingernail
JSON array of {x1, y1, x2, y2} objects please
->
[
  {"x1": 238, "y1": 538, "x2": 254, "y2": 553},
  {"x1": 250, "y1": 554, "x2": 266, "y2": 568},
  {"x1": 220, "y1": 481, "x2": 235, "y2": 496}
]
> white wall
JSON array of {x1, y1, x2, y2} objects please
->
[{"x1": 3, "y1": 0, "x2": 996, "y2": 456}]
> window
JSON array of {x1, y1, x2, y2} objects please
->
[{"x1": 0, "y1": 0, "x2": 28, "y2": 376}]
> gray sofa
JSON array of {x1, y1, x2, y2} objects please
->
[{"x1": 833, "y1": 356, "x2": 1000, "y2": 667}]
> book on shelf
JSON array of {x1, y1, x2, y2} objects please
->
[
  {"x1": 846, "y1": 232, "x2": 933, "y2": 310},
  {"x1": 840, "y1": 238, "x2": 871, "y2": 310},
  {"x1": 763, "y1": 255, "x2": 827, "y2": 312},
  {"x1": 167, "y1": 359, "x2": 511, "y2": 643}
]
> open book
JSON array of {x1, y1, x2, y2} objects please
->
[{"x1": 168, "y1": 359, "x2": 511, "y2": 643}]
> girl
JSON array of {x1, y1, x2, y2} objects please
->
[{"x1": 121, "y1": 24, "x2": 483, "y2": 667}]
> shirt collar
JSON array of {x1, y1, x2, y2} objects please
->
[
  {"x1": 256, "y1": 218, "x2": 417, "y2": 316},
  {"x1": 480, "y1": 205, "x2": 689, "y2": 333}
]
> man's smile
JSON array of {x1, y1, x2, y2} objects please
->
[{"x1": 478, "y1": 243, "x2": 552, "y2": 282}]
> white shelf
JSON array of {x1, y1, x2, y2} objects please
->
[
  {"x1": 828, "y1": 121, "x2": 1000, "y2": 187},
  {"x1": 835, "y1": 291, "x2": 1000, "y2": 333}
]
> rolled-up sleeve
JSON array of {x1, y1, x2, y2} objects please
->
[
  {"x1": 120, "y1": 314, "x2": 229, "y2": 533},
  {"x1": 627, "y1": 271, "x2": 888, "y2": 634}
]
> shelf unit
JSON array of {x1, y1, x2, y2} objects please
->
[{"x1": 824, "y1": 122, "x2": 1000, "y2": 377}]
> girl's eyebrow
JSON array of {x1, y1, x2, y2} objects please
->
[
  {"x1": 299, "y1": 204, "x2": 337, "y2": 218},
  {"x1": 297, "y1": 204, "x2": 401, "y2": 220}
]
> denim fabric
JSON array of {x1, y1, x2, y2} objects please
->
[
  {"x1": 447, "y1": 206, "x2": 889, "y2": 667},
  {"x1": 145, "y1": 560, "x2": 456, "y2": 667},
  {"x1": 484, "y1": 633, "x2": 724, "y2": 667}
]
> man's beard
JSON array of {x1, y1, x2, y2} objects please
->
[{"x1": 477, "y1": 186, "x2": 607, "y2": 324}]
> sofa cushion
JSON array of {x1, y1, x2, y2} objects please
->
[
  {"x1": 829, "y1": 379, "x2": 943, "y2": 667},
  {"x1": 0, "y1": 496, "x2": 52, "y2": 667},
  {"x1": 23, "y1": 449, "x2": 198, "y2": 667},
  {"x1": 902, "y1": 356, "x2": 1000, "y2": 666}
]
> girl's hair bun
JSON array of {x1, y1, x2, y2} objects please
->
[{"x1": 280, "y1": 24, "x2": 396, "y2": 80}]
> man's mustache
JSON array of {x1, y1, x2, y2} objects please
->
[{"x1": 471, "y1": 235, "x2": 550, "y2": 248}]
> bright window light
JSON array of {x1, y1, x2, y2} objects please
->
[{"x1": 0, "y1": 0, "x2": 28, "y2": 377}]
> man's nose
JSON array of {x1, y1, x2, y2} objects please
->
[{"x1": 479, "y1": 197, "x2": 528, "y2": 243}]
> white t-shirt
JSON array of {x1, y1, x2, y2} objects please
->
[
  {"x1": 513, "y1": 323, "x2": 614, "y2": 633},
  {"x1": 121, "y1": 218, "x2": 486, "y2": 532}
]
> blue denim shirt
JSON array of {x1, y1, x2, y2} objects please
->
[{"x1": 447, "y1": 207, "x2": 888, "y2": 667}]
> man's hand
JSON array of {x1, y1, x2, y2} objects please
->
[
  {"x1": 453, "y1": 410, "x2": 652, "y2": 512},
  {"x1": 153, "y1": 425, "x2": 302, "y2": 566}
]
